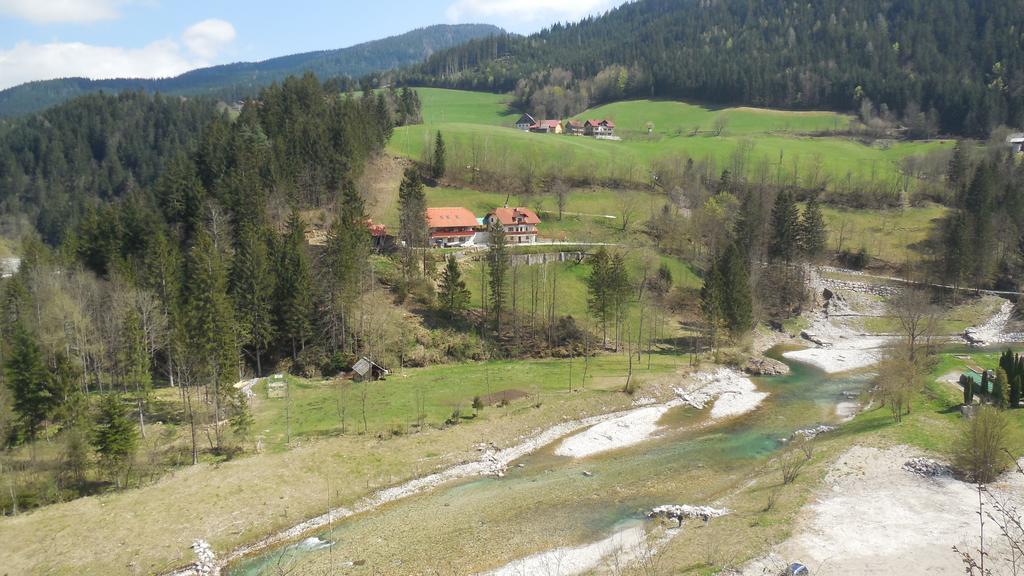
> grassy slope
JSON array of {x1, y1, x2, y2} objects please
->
[
  {"x1": 0, "y1": 354, "x2": 679, "y2": 575},
  {"x1": 820, "y1": 203, "x2": 947, "y2": 263},
  {"x1": 389, "y1": 88, "x2": 953, "y2": 189},
  {"x1": 573, "y1": 99, "x2": 852, "y2": 136}
]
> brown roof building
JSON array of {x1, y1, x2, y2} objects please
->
[
  {"x1": 485, "y1": 207, "x2": 541, "y2": 244},
  {"x1": 426, "y1": 207, "x2": 479, "y2": 247}
]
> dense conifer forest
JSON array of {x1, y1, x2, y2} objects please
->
[{"x1": 389, "y1": 0, "x2": 1024, "y2": 136}]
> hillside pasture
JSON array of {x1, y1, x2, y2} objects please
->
[{"x1": 572, "y1": 99, "x2": 852, "y2": 137}]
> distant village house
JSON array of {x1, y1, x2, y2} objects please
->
[
  {"x1": 584, "y1": 119, "x2": 616, "y2": 138},
  {"x1": 530, "y1": 119, "x2": 563, "y2": 134},
  {"x1": 515, "y1": 113, "x2": 537, "y2": 131},
  {"x1": 563, "y1": 119, "x2": 584, "y2": 136},
  {"x1": 485, "y1": 207, "x2": 541, "y2": 244},
  {"x1": 427, "y1": 207, "x2": 479, "y2": 247}
]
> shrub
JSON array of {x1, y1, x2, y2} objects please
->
[{"x1": 954, "y1": 405, "x2": 1011, "y2": 483}]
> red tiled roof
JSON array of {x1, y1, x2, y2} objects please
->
[
  {"x1": 365, "y1": 219, "x2": 388, "y2": 237},
  {"x1": 539, "y1": 119, "x2": 561, "y2": 128},
  {"x1": 564, "y1": 120, "x2": 583, "y2": 128},
  {"x1": 426, "y1": 207, "x2": 478, "y2": 229},
  {"x1": 490, "y1": 207, "x2": 541, "y2": 226}
]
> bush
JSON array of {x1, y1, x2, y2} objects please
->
[
  {"x1": 320, "y1": 352, "x2": 353, "y2": 377},
  {"x1": 954, "y1": 405, "x2": 1011, "y2": 483},
  {"x1": 837, "y1": 247, "x2": 869, "y2": 270}
]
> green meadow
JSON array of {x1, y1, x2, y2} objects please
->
[{"x1": 390, "y1": 88, "x2": 954, "y2": 189}]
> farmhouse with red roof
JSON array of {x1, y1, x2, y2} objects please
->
[
  {"x1": 485, "y1": 207, "x2": 542, "y2": 244},
  {"x1": 426, "y1": 207, "x2": 479, "y2": 247},
  {"x1": 584, "y1": 119, "x2": 615, "y2": 138}
]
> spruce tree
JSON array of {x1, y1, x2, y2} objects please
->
[
  {"x1": 231, "y1": 224, "x2": 276, "y2": 375},
  {"x1": 185, "y1": 228, "x2": 238, "y2": 448},
  {"x1": 276, "y1": 211, "x2": 313, "y2": 360},
  {"x1": 438, "y1": 255, "x2": 470, "y2": 317},
  {"x1": 432, "y1": 131, "x2": 446, "y2": 179},
  {"x1": 398, "y1": 168, "x2": 428, "y2": 276},
  {"x1": 587, "y1": 247, "x2": 612, "y2": 345},
  {"x1": 994, "y1": 368, "x2": 1008, "y2": 408},
  {"x1": 92, "y1": 394, "x2": 138, "y2": 488},
  {"x1": 799, "y1": 195, "x2": 827, "y2": 260},
  {"x1": 721, "y1": 242, "x2": 753, "y2": 336},
  {"x1": 4, "y1": 323, "x2": 55, "y2": 443},
  {"x1": 700, "y1": 258, "x2": 726, "y2": 352},
  {"x1": 609, "y1": 252, "x2": 631, "y2": 348},
  {"x1": 487, "y1": 220, "x2": 509, "y2": 332},
  {"x1": 120, "y1": 309, "x2": 151, "y2": 405},
  {"x1": 322, "y1": 181, "x2": 370, "y2": 353},
  {"x1": 769, "y1": 190, "x2": 801, "y2": 263},
  {"x1": 961, "y1": 374, "x2": 974, "y2": 405}
]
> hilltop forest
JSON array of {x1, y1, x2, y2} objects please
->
[{"x1": 390, "y1": 0, "x2": 1024, "y2": 136}]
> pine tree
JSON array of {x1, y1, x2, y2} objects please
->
[
  {"x1": 120, "y1": 309, "x2": 151, "y2": 409},
  {"x1": 398, "y1": 168, "x2": 428, "y2": 276},
  {"x1": 586, "y1": 247, "x2": 612, "y2": 345},
  {"x1": 185, "y1": 228, "x2": 238, "y2": 448},
  {"x1": 321, "y1": 181, "x2": 370, "y2": 353},
  {"x1": 4, "y1": 323, "x2": 55, "y2": 443},
  {"x1": 276, "y1": 211, "x2": 313, "y2": 360},
  {"x1": 487, "y1": 219, "x2": 509, "y2": 332},
  {"x1": 432, "y1": 131, "x2": 446, "y2": 179},
  {"x1": 92, "y1": 394, "x2": 138, "y2": 488},
  {"x1": 700, "y1": 258, "x2": 726, "y2": 353},
  {"x1": 994, "y1": 368, "x2": 1008, "y2": 408},
  {"x1": 231, "y1": 224, "x2": 276, "y2": 375},
  {"x1": 961, "y1": 374, "x2": 974, "y2": 405},
  {"x1": 609, "y1": 252, "x2": 631, "y2": 349},
  {"x1": 946, "y1": 141, "x2": 967, "y2": 192},
  {"x1": 721, "y1": 242, "x2": 753, "y2": 336},
  {"x1": 798, "y1": 195, "x2": 827, "y2": 260},
  {"x1": 769, "y1": 190, "x2": 801, "y2": 263},
  {"x1": 438, "y1": 254, "x2": 470, "y2": 317}
]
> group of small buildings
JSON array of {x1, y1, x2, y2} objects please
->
[
  {"x1": 427, "y1": 205, "x2": 541, "y2": 247},
  {"x1": 515, "y1": 114, "x2": 616, "y2": 139}
]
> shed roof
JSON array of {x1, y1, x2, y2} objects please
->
[{"x1": 427, "y1": 207, "x2": 478, "y2": 229}]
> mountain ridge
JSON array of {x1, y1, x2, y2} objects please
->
[{"x1": 0, "y1": 23, "x2": 504, "y2": 118}]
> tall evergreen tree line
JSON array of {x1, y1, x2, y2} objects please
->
[{"x1": 391, "y1": 0, "x2": 1024, "y2": 136}]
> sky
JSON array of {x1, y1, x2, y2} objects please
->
[{"x1": 0, "y1": 0, "x2": 627, "y2": 90}]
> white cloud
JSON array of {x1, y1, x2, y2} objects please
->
[
  {"x1": 183, "y1": 18, "x2": 236, "y2": 60},
  {"x1": 0, "y1": 19, "x2": 237, "y2": 90},
  {"x1": 0, "y1": 0, "x2": 128, "y2": 24},
  {"x1": 446, "y1": 0, "x2": 620, "y2": 28}
]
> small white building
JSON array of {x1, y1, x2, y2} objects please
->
[
  {"x1": 1008, "y1": 133, "x2": 1024, "y2": 154},
  {"x1": 0, "y1": 257, "x2": 20, "y2": 278}
]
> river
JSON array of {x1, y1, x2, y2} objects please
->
[{"x1": 229, "y1": 354, "x2": 873, "y2": 575}]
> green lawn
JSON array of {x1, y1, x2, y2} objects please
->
[
  {"x1": 417, "y1": 87, "x2": 518, "y2": 126},
  {"x1": 373, "y1": 183, "x2": 665, "y2": 244},
  {"x1": 459, "y1": 254, "x2": 700, "y2": 339},
  {"x1": 251, "y1": 352, "x2": 684, "y2": 451}
]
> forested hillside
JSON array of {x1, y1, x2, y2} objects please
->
[
  {"x1": 0, "y1": 23, "x2": 501, "y2": 118},
  {"x1": 390, "y1": 0, "x2": 1024, "y2": 136}
]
